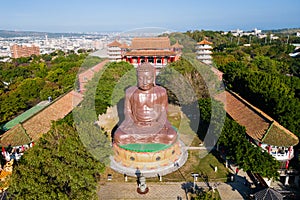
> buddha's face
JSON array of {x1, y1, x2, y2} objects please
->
[{"x1": 138, "y1": 71, "x2": 154, "y2": 91}]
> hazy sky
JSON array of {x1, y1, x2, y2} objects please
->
[{"x1": 1, "y1": 0, "x2": 299, "y2": 32}]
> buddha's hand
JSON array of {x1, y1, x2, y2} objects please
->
[{"x1": 152, "y1": 104, "x2": 164, "y2": 121}]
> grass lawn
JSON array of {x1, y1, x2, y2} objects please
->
[
  {"x1": 100, "y1": 148, "x2": 229, "y2": 183},
  {"x1": 99, "y1": 105, "x2": 229, "y2": 184},
  {"x1": 163, "y1": 149, "x2": 229, "y2": 182}
]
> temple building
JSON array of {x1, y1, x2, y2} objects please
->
[
  {"x1": 107, "y1": 37, "x2": 183, "y2": 69},
  {"x1": 107, "y1": 40, "x2": 122, "y2": 62},
  {"x1": 196, "y1": 38, "x2": 213, "y2": 65},
  {"x1": 10, "y1": 44, "x2": 40, "y2": 58},
  {"x1": 215, "y1": 90, "x2": 299, "y2": 170}
]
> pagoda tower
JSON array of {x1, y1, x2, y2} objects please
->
[
  {"x1": 107, "y1": 40, "x2": 122, "y2": 62},
  {"x1": 196, "y1": 38, "x2": 213, "y2": 65}
]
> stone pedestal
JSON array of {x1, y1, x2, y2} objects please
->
[{"x1": 110, "y1": 140, "x2": 188, "y2": 177}]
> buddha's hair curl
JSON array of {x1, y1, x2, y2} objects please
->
[{"x1": 137, "y1": 62, "x2": 155, "y2": 74}]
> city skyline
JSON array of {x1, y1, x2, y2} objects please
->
[{"x1": 1, "y1": 0, "x2": 300, "y2": 33}]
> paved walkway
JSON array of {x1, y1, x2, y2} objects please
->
[
  {"x1": 99, "y1": 154, "x2": 253, "y2": 200},
  {"x1": 98, "y1": 177, "x2": 251, "y2": 200},
  {"x1": 98, "y1": 182, "x2": 187, "y2": 200}
]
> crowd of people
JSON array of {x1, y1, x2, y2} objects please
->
[{"x1": 1, "y1": 142, "x2": 34, "y2": 164}]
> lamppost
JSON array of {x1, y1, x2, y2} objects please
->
[
  {"x1": 137, "y1": 175, "x2": 149, "y2": 194},
  {"x1": 191, "y1": 173, "x2": 199, "y2": 192}
]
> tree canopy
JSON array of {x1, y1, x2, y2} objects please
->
[
  {"x1": 199, "y1": 98, "x2": 280, "y2": 179},
  {"x1": 0, "y1": 53, "x2": 103, "y2": 125},
  {"x1": 7, "y1": 115, "x2": 105, "y2": 199}
]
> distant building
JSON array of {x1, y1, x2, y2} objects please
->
[
  {"x1": 252, "y1": 28, "x2": 262, "y2": 35},
  {"x1": 196, "y1": 39, "x2": 213, "y2": 65},
  {"x1": 107, "y1": 37, "x2": 183, "y2": 68},
  {"x1": 231, "y1": 29, "x2": 244, "y2": 37},
  {"x1": 10, "y1": 44, "x2": 40, "y2": 58},
  {"x1": 107, "y1": 40, "x2": 122, "y2": 62}
]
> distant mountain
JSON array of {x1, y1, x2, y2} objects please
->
[
  {"x1": 262, "y1": 28, "x2": 300, "y2": 34},
  {"x1": 0, "y1": 30, "x2": 92, "y2": 38}
]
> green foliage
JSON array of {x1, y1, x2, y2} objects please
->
[
  {"x1": 197, "y1": 98, "x2": 226, "y2": 143},
  {"x1": 157, "y1": 66, "x2": 197, "y2": 105},
  {"x1": 224, "y1": 69, "x2": 300, "y2": 137},
  {"x1": 198, "y1": 98, "x2": 280, "y2": 179},
  {"x1": 39, "y1": 82, "x2": 61, "y2": 100},
  {"x1": 80, "y1": 56, "x2": 103, "y2": 72},
  {"x1": 16, "y1": 77, "x2": 45, "y2": 103},
  {"x1": 218, "y1": 118, "x2": 280, "y2": 179},
  {"x1": 163, "y1": 58, "x2": 210, "y2": 100},
  {"x1": 92, "y1": 61, "x2": 134, "y2": 115},
  {"x1": 0, "y1": 52, "x2": 97, "y2": 124},
  {"x1": 72, "y1": 107, "x2": 112, "y2": 165},
  {"x1": 207, "y1": 30, "x2": 300, "y2": 138},
  {"x1": 7, "y1": 117, "x2": 105, "y2": 200},
  {"x1": 194, "y1": 189, "x2": 221, "y2": 200}
]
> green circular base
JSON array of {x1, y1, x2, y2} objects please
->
[{"x1": 119, "y1": 143, "x2": 171, "y2": 152}]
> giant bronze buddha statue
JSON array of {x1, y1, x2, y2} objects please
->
[{"x1": 114, "y1": 63, "x2": 178, "y2": 145}]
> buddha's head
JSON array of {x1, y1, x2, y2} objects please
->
[{"x1": 137, "y1": 63, "x2": 156, "y2": 91}]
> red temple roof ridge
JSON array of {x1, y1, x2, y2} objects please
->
[
  {"x1": 107, "y1": 40, "x2": 122, "y2": 47},
  {"x1": 197, "y1": 39, "x2": 213, "y2": 45},
  {"x1": 130, "y1": 37, "x2": 171, "y2": 49},
  {"x1": 120, "y1": 43, "x2": 130, "y2": 49}
]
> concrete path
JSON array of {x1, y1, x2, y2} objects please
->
[
  {"x1": 98, "y1": 178, "x2": 251, "y2": 200},
  {"x1": 98, "y1": 182, "x2": 187, "y2": 200}
]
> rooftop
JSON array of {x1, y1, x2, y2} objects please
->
[
  {"x1": 197, "y1": 39, "x2": 213, "y2": 45},
  {"x1": 107, "y1": 40, "x2": 122, "y2": 47},
  {"x1": 0, "y1": 91, "x2": 83, "y2": 146},
  {"x1": 125, "y1": 50, "x2": 176, "y2": 57},
  {"x1": 1, "y1": 101, "x2": 50, "y2": 131},
  {"x1": 119, "y1": 43, "x2": 130, "y2": 49},
  {"x1": 215, "y1": 90, "x2": 299, "y2": 147},
  {"x1": 130, "y1": 37, "x2": 171, "y2": 49}
]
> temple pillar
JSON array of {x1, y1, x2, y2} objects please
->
[
  {"x1": 138, "y1": 57, "x2": 140, "y2": 65},
  {"x1": 162, "y1": 57, "x2": 164, "y2": 65},
  {"x1": 154, "y1": 56, "x2": 156, "y2": 66},
  {"x1": 130, "y1": 57, "x2": 133, "y2": 63}
]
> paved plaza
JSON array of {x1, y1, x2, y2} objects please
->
[{"x1": 98, "y1": 175, "x2": 251, "y2": 200}]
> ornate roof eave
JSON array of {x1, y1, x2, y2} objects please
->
[
  {"x1": 197, "y1": 39, "x2": 213, "y2": 45},
  {"x1": 107, "y1": 40, "x2": 122, "y2": 47}
]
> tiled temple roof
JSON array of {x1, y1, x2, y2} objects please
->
[{"x1": 215, "y1": 90, "x2": 299, "y2": 147}]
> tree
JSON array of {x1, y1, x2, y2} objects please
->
[
  {"x1": 8, "y1": 116, "x2": 105, "y2": 199},
  {"x1": 218, "y1": 118, "x2": 280, "y2": 179},
  {"x1": 198, "y1": 98, "x2": 280, "y2": 179},
  {"x1": 92, "y1": 61, "x2": 134, "y2": 115},
  {"x1": 15, "y1": 77, "x2": 45, "y2": 103}
]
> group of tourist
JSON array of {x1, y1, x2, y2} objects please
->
[{"x1": 1, "y1": 142, "x2": 34, "y2": 163}]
